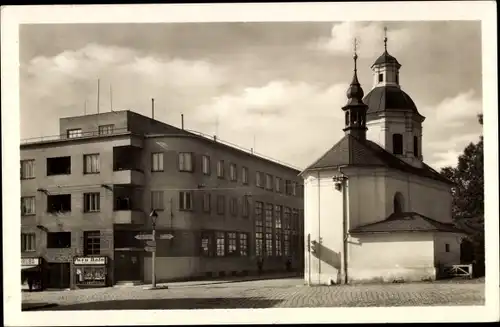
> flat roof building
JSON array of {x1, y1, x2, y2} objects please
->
[{"x1": 20, "y1": 110, "x2": 304, "y2": 289}]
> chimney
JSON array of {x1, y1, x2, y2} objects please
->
[
  {"x1": 181, "y1": 114, "x2": 184, "y2": 130},
  {"x1": 151, "y1": 98, "x2": 155, "y2": 120}
]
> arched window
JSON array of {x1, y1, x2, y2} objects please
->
[
  {"x1": 345, "y1": 112, "x2": 350, "y2": 126},
  {"x1": 413, "y1": 136, "x2": 419, "y2": 157},
  {"x1": 392, "y1": 134, "x2": 403, "y2": 155},
  {"x1": 393, "y1": 192, "x2": 404, "y2": 214}
]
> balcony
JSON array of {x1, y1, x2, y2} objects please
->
[
  {"x1": 113, "y1": 210, "x2": 145, "y2": 225},
  {"x1": 113, "y1": 169, "x2": 144, "y2": 185}
]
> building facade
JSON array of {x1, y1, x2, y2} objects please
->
[
  {"x1": 20, "y1": 110, "x2": 304, "y2": 289},
  {"x1": 301, "y1": 38, "x2": 465, "y2": 285}
]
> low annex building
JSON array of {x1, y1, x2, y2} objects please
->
[{"x1": 301, "y1": 36, "x2": 465, "y2": 285}]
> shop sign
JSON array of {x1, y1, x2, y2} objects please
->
[
  {"x1": 21, "y1": 257, "x2": 40, "y2": 266},
  {"x1": 74, "y1": 256, "x2": 107, "y2": 265}
]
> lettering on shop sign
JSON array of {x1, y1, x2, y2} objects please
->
[
  {"x1": 74, "y1": 256, "x2": 107, "y2": 265},
  {"x1": 21, "y1": 257, "x2": 40, "y2": 266}
]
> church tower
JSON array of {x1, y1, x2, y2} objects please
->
[
  {"x1": 364, "y1": 28, "x2": 426, "y2": 168},
  {"x1": 342, "y1": 39, "x2": 368, "y2": 140}
]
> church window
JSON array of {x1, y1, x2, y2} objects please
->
[
  {"x1": 396, "y1": 73, "x2": 399, "y2": 84},
  {"x1": 378, "y1": 73, "x2": 383, "y2": 82},
  {"x1": 392, "y1": 134, "x2": 403, "y2": 155},
  {"x1": 393, "y1": 192, "x2": 404, "y2": 214},
  {"x1": 345, "y1": 112, "x2": 350, "y2": 126},
  {"x1": 413, "y1": 136, "x2": 419, "y2": 157}
]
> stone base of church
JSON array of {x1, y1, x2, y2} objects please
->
[{"x1": 347, "y1": 267, "x2": 437, "y2": 284}]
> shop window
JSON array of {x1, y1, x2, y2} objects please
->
[
  {"x1": 84, "y1": 231, "x2": 101, "y2": 255},
  {"x1": 227, "y1": 232, "x2": 237, "y2": 256},
  {"x1": 21, "y1": 233, "x2": 36, "y2": 252},
  {"x1": 47, "y1": 232, "x2": 71, "y2": 248},
  {"x1": 216, "y1": 232, "x2": 225, "y2": 256},
  {"x1": 46, "y1": 156, "x2": 71, "y2": 175},
  {"x1": 47, "y1": 194, "x2": 71, "y2": 213},
  {"x1": 239, "y1": 233, "x2": 248, "y2": 256},
  {"x1": 200, "y1": 231, "x2": 214, "y2": 257}
]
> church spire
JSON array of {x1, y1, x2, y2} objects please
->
[
  {"x1": 342, "y1": 38, "x2": 368, "y2": 140},
  {"x1": 384, "y1": 26, "x2": 388, "y2": 52}
]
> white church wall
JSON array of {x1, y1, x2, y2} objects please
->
[
  {"x1": 433, "y1": 232, "x2": 462, "y2": 268},
  {"x1": 303, "y1": 170, "x2": 344, "y2": 285},
  {"x1": 348, "y1": 232, "x2": 436, "y2": 283}
]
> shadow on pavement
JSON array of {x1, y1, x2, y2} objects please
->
[{"x1": 42, "y1": 297, "x2": 283, "y2": 310}]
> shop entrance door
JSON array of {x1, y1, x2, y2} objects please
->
[
  {"x1": 114, "y1": 251, "x2": 141, "y2": 282},
  {"x1": 47, "y1": 263, "x2": 70, "y2": 289}
]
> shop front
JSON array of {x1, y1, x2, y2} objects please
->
[
  {"x1": 73, "y1": 256, "x2": 109, "y2": 288},
  {"x1": 21, "y1": 257, "x2": 46, "y2": 291}
]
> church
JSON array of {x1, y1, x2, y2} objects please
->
[{"x1": 300, "y1": 33, "x2": 465, "y2": 285}]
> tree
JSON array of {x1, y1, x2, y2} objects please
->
[{"x1": 440, "y1": 113, "x2": 484, "y2": 276}]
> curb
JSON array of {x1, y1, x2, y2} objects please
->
[
  {"x1": 22, "y1": 303, "x2": 58, "y2": 311},
  {"x1": 165, "y1": 274, "x2": 303, "y2": 289}
]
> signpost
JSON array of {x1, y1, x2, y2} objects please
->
[
  {"x1": 144, "y1": 246, "x2": 156, "y2": 252},
  {"x1": 146, "y1": 240, "x2": 156, "y2": 247},
  {"x1": 135, "y1": 234, "x2": 154, "y2": 241},
  {"x1": 159, "y1": 233, "x2": 174, "y2": 240}
]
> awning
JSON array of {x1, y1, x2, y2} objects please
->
[{"x1": 21, "y1": 265, "x2": 38, "y2": 270}]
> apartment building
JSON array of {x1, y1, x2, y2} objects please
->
[{"x1": 20, "y1": 110, "x2": 304, "y2": 289}]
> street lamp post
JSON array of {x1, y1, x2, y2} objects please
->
[{"x1": 150, "y1": 209, "x2": 158, "y2": 289}]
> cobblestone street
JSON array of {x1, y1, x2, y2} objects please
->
[{"x1": 22, "y1": 277, "x2": 485, "y2": 310}]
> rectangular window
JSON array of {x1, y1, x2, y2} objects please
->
[
  {"x1": 83, "y1": 193, "x2": 100, "y2": 212},
  {"x1": 378, "y1": 73, "x2": 383, "y2": 82},
  {"x1": 275, "y1": 177, "x2": 282, "y2": 193},
  {"x1": 242, "y1": 167, "x2": 249, "y2": 184},
  {"x1": 179, "y1": 191, "x2": 193, "y2": 211},
  {"x1": 201, "y1": 231, "x2": 214, "y2": 257},
  {"x1": 239, "y1": 233, "x2": 248, "y2": 256},
  {"x1": 265, "y1": 174, "x2": 273, "y2": 190},
  {"x1": 283, "y1": 207, "x2": 291, "y2": 256},
  {"x1": 47, "y1": 156, "x2": 71, "y2": 176},
  {"x1": 98, "y1": 124, "x2": 114, "y2": 135},
  {"x1": 47, "y1": 232, "x2": 71, "y2": 248},
  {"x1": 227, "y1": 232, "x2": 237, "y2": 256},
  {"x1": 445, "y1": 243, "x2": 450, "y2": 253},
  {"x1": 229, "y1": 163, "x2": 237, "y2": 181},
  {"x1": 216, "y1": 231, "x2": 225, "y2": 256},
  {"x1": 284, "y1": 231, "x2": 290, "y2": 256},
  {"x1": 47, "y1": 194, "x2": 71, "y2": 213},
  {"x1": 255, "y1": 201, "x2": 264, "y2": 256},
  {"x1": 217, "y1": 160, "x2": 225, "y2": 178},
  {"x1": 20, "y1": 160, "x2": 35, "y2": 179},
  {"x1": 151, "y1": 191, "x2": 165, "y2": 211},
  {"x1": 230, "y1": 197, "x2": 238, "y2": 217},
  {"x1": 21, "y1": 196, "x2": 36, "y2": 215},
  {"x1": 256, "y1": 172, "x2": 263, "y2": 188},
  {"x1": 216, "y1": 195, "x2": 225, "y2": 215},
  {"x1": 21, "y1": 233, "x2": 36, "y2": 252},
  {"x1": 265, "y1": 236, "x2": 273, "y2": 257},
  {"x1": 203, "y1": 193, "x2": 211, "y2": 213},
  {"x1": 179, "y1": 152, "x2": 194, "y2": 172},
  {"x1": 83, "y1": 154, "x2": 100, "y2": 174},
  {"x1": 284, "y1": 207, "x2": 292, "y2": 230},
  {"x1": 84, "y1": 231, "x2": 101, "y2": 255},
  {"x1": 275, "y1": 232, "x2": 282, "y2": 256},
  {"x1": 242, "y1": 195, "x2": 250, "y2": 218},
  {"x1": 291, "y1": 182, "x2": 297, "y2": 196},
  {"x1": 202, "y1": 155, "x2": 211, "y2": 175},
  {"x1": 265, "y1": 203, "x2": 274, "y2": 256},
  {"x1": 67, "y1": 128, "x2": 82, "y2": 138},
  {"x1": 275, "y1": 205, "x2": 283, "y2": 229},
  {"x1": 275, "y1": 205, "x2": 283, "y2": 256},
  {"x1": 151, "y1": 152, "x2": 164, "y2": 172},
  {"x1": 285, "y1": 180, "x2": 292, "y2": 195}
]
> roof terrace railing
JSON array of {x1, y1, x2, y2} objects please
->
[{"x1": 20, "y1": 127, "x2": 302, "y2": 171}]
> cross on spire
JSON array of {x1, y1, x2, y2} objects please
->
[
  {"x1": 353, "y1": 37, "x2": 359, "y2": 71},
  {"x1": 384, "y1": 26, "x2": 388, "y2": 51}
]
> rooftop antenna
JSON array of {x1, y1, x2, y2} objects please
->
[
  {"x1": 151, "y1": 98, "x2": 155, "y2": 120},
  {"x1": 110, "y1": 84, "x2": 113, "y2": 112},
  {"x1": 383, "y1": 26, "x2": 388, "y2": 51},
  {"x1": 97, "y1": 79, "x2": 100, "y2": 114}
]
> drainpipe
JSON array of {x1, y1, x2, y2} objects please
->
[
  {"x1": 338, "y1": 166, "x2": 349, "y2": 284},
  {"x1": 317, "y1": 171, "x2": 321, "y2": 285}
]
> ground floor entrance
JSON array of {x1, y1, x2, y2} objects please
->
[
  {"x1": 47, "y1": 263, "x2": 71, "y2": 289},
  {"x1": 114, "y1": 251, "x2": 142, "y2": 282}
]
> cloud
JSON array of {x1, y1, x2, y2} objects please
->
[
  {"x1": 311, "y1": 22, "x2": 411, "y2": 58},
  {"x1": 421, "y1": 89, "x2": 483, "y2": 169},
  {"x1": 20, "y1": 43, "x2": 228, "y2": 139}
]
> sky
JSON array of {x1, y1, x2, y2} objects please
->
[{"x1": 19, "y1": 21, "x2": 483, "y2": 171}]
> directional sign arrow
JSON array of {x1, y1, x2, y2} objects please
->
[
  {"x1": 135, "y1": 234, "x2": 154, "y2": 241},
  {"x1": 144, "y1": 246, "x2": 156, "y2": 252},
  {"x1": 146, "y1": 240, "x2": 156, "y2": 247},
  {"x1": 159, "y1": 233, "x2": 174, "y2": 240}
]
